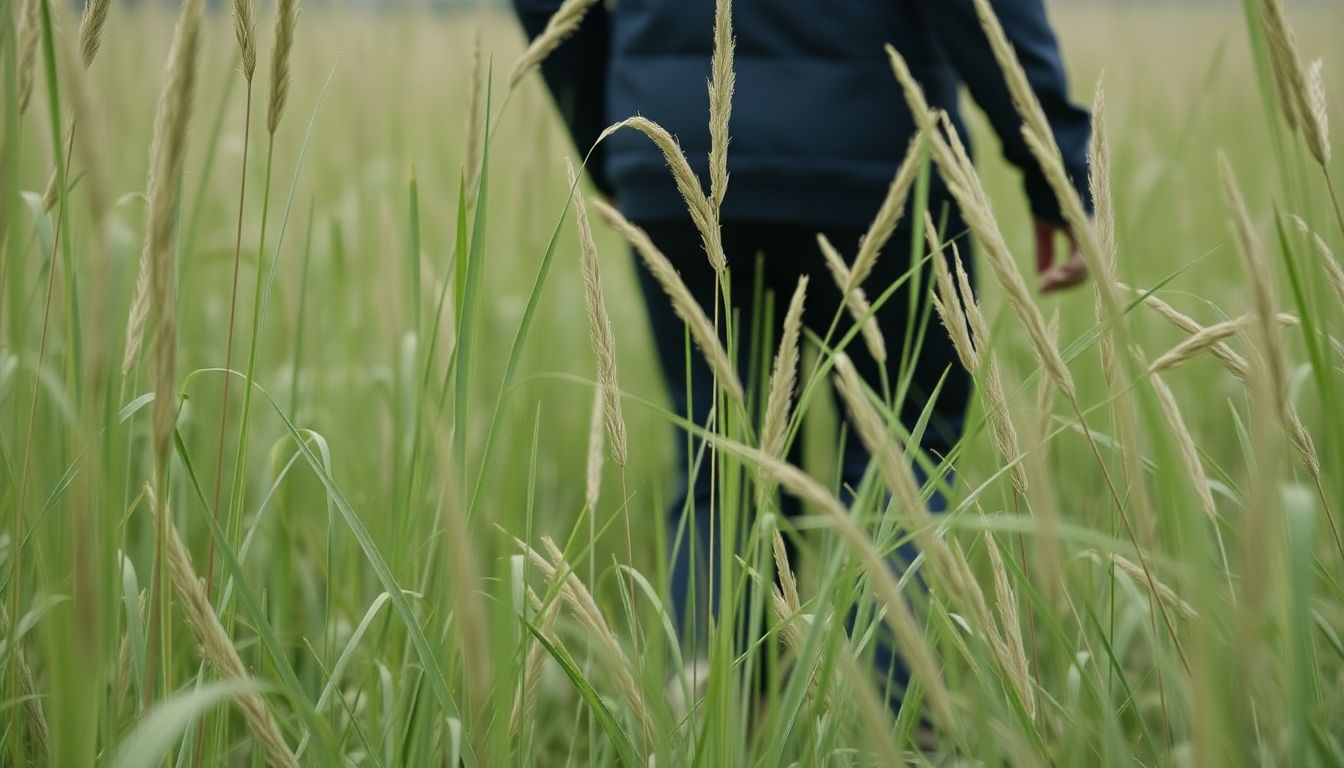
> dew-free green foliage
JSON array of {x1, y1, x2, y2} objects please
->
[{"x1": 2, "y1": 3, "x2": 1343, "y2": 766}]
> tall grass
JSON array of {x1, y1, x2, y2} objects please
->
[{"x1": 1, "y1": 1, "x2": 1342, "y2": 766}]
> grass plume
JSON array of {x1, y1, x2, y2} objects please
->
[
  {"x1": 267, "y1": 0, "x2": 299, "y2": 134},
  {"x1": 569, "y1": 161, "x2": 627, "y2": 466},
  {"x1": 708, "y1": 0, "x2": 733, "y2": 210},
  {"x1": 508, "y1": 0, "x2": 602, "y2": 88},
  {"x1": 594, "y1": 199, "x2": 743, "y2": 405},
  {"x1": 598, "y1": 116, "x2": 727, "y2": 273}
]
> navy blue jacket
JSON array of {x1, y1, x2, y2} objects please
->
[{"x1": 513, "y1": 0, "x2": 1091, "y2": 231}]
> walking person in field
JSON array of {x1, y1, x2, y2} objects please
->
[{"x1": 513, "y1": 0, "x2": 1092, "y2": 718}]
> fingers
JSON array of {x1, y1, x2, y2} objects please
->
[{"x1": 1040, "y1": 253, "x2": 1089, "y2": 294}]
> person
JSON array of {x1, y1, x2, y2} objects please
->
[{"x1": 512, "y1": 0, "x2": 1092, "y2": 714}]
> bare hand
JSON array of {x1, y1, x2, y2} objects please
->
[{"x1": 1034, "y1": 218, "x2": 1089, "y2": 294}]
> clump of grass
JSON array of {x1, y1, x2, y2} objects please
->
[
  {"x1": 6, "y1": 4, "x2": 1344, "y2": 766},
  {"x1": 710, "y1": 424, "x2": 957, "y2": 731}
]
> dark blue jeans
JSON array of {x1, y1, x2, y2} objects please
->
[{"x1": 634, "y1": 216, "x2": 971, "y2": 706}]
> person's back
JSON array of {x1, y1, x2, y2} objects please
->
[{"x1": 515, "y1": 0, "x2": 1092, "y2": 237}]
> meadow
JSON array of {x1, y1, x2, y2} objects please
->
[{"x1": 2, "y1": 0, "x2": 1343, "y2": 765}]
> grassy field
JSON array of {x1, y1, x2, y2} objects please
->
[{"x1": 3, "y1": 0, "x2": 1344, "y2": 765}]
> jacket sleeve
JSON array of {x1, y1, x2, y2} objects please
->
[
  {"x1": 512, "y1": 0, "x2": 614, "y2": 196},
  {"x1": 916, "y1": 0, "x2": 1091, "y2": 225}
]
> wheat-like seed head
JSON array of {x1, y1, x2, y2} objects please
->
[
  {"x1": 1089, "y1": 83, "x2": 1126, "y2": 399},
  {"x1": 1219, "y1": 156, "x2": 1287, "y2": 416},
  {"x1": 888, "y1": 45, "x2": 1081, "y2": 403},
  {"x1": 984, "y1": 534, "x2": 1036, "y2": 720},
  {"x1": 569, "y1": 163, "x2": 628, "y2": 466},
  {"x1": 761, "y1": 276, "x2": 807, "y2": 462},
  {"x1": 983, "y1": 358, "x2": 1028, "y2": 498},
  {"x1": 818, "y1": 234, "x2": 887, "y2": 364},
  {"x1": 974, "y1": 0, "x2": 1129, "y2": 324},
  {"x1": 508, "y1": 0, "x2": 602, "y2": 88},
  {"x1": 1260, "y1": 0, "x2": 1300, "y2": 130},
  {"x1": 1096, "y1": 551, "x2": 1198, "y2": 620},
  {"x1": 598, "y1": 116, "x2": 726, "y2": 273},
  {"x1": 925, "y1": 225, "x2": 1027, "y2": 497},
  {"x1": 516, "y1": 537, "x2": 653, "y2": 732},
  {"x1": 831, "y1": 355, "x2": 929, "y2": 529},
  {"x1": 113, "y1": 629, "x2": 134, "y2": 711},
  {"x1": 1123, "y1": 285, "x2": 1251, "y2": 378},
  {"x1": 584, "y1": 388, "x2": 604, "y2": 511},
  {"x1": 939, "y1": 128, "x2": 1077, "y2": 399},
  {"x1": 0, "y1": 604, "x2": 49, "y2": 756},
  {"x1": 1036, "y1": 309, "x2": 1061, "y2": 440},
  {"x1": 1305, "y1": 59, "x2": 1331, "y2": 166},
  {"x1": 886, "y1": 48, "x2": 1078, "y2": 404},
  {"x1": 145, "y1": 486, "x2": 299, "y2": 768},
  {"x1": 510, "y1": 585, "x2": 560, "y2": 737},
  {"x1": 1089, "y1": 78, "x2": 1117, "y2": 280},
  {"x1": 145, "y1": 0, "x2": 205, "y2": 470},
  {"x1": 233, "y1": 0, "x2": 257, "y2": 81},
  {"x1": 594, "y1": 199, "x2": 744, "y2": 405},
  {"x1": 78, "y1": 0, "x2": 112, "y2": 68},
  {"x1": 1258, "y1": 0, "x2": 1329, "y2": 166},
  {"x1": 1287, "y1": 412, "x2": 1322, "y2": 483},
  {"x1": 769, "y1": 518, "x2": 801, "y2": 617},
  {"x1": 1149, "y1": 318, "x2": 1250, "y2": 375},
  {"x1": 925, "y1": 218, "x2": 977, "y2": 373},
  {"x1": 267, "y1": 0, "x2": 299, "y2": 134},
  {"x1": 764, "y1": 516, "x2": 835, "y2": 710},
  {"x1": 16, "y1": 0, "x2": 40, "y2": 115},
  {"x1": 1286, "y1": 214, "x2": 1344, "y2": 307},
  {"x1": 43, "y1": 22, "x2": 110, "y2": 221},
  {"x1": 972, "y1": 0, "x2": 1055, "y2": 156},
  {"x1": 1148, "y1": 373, "x2": 1217, "y2": 520},
  {"x1": 847, "y1": 134, "x2": 924, "y2": 293},
  {"x1": 122, "y1": 257, "x2": 152, "y2": 375},
  {"x1": 465, "y1": 28, "x2": 484, "y2": 210},
  {"x1": 708, "y1": 0, "x2": 734, "y2": 210}
]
